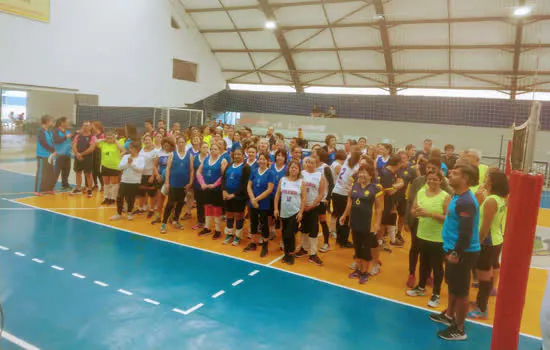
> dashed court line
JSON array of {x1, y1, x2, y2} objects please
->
[
  {"x1": 144, "y1": 298, "x2": 160, "y2": 306},
  {"x1": 14, "y1": 252, "x2": 25, "y2": 257},
  {"x1": 212, "y1": 290, "x2": 225, "y2": 299},
  {"x1": 232, "y1": 279, "x2": 244, "y2": 287},
  {"x1": 249, "y1": 270, "x2": 259, "y2": 276},
  {"x1": 72, "y1": 273, "x2": 86, "y2": 279},
  {"x1": 31, "y1": 258, "x2": 44, "y2": 264},
  {"x1": 0, "y1": 245, "x2": 9, "y2": 251},
  {"x1": 117, "y1": 289, "x2": 133, "y2": 296},
  {"x1": 51, "y1": 265, "x2": 64, "y2": 271},
  {"x1": 94, "y1": 281, "x2": 109, "y2": 287}
]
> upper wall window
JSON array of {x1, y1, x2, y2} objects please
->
[
  {"x1": 173, "y1": 59, "x2": 198, "y2": 83},
  {"x1": 171, "y1": 17, "x2": 180, "y2": 29}
]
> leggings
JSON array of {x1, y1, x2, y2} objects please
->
[
  {"x1": 54, "y1": 155, "x2": 71, "y2": 188},
  {"x1": 418, "y1": 238, "x2": 444, "y2": 295},
  {"x1": 92, "y1": 149, "x2": 103, "y2": 188},
  {"x1": 408, "y1": 218, "x2": 420, "y2": 275},
  {"x1": 332, "y1": 193, "x2": 350, "y2": 245},
  {"x1": 163, "y1": 187, "x2": 186, "y2": 224},
  {"x1": 282, "y1": 214, "x2": 299, "y2": 255},
  {"x1": 250, "y1": 207, "x2": 269, "y2": 239},
  {"x1": 194, "y1": 187, "x2": 205, "y2": 224},
  {"x1": 117, "y1": 183, "x2": 139, "y2": 215}
]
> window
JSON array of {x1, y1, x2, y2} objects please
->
[{"x1": 172, "y1": 59, "x2": 198, "y2": 83}]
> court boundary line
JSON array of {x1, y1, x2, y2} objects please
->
[
  {"x1": 2, "y1": 331, "x2": 41, "y2": 350},
  {"x1": 5, "y1": 199, "x2": 543, "y2": 341}
]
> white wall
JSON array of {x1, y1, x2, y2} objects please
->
[
  {"x1": 238, "y1": 112, "x2": 550, "y2": 162},
  {"x1": 0, "y1": 0, "x2": 225, "y2": 107},
  {"x1": 26, "y1": 90, "x2": 75, "y2": 123}
]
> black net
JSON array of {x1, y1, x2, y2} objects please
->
[{"x1": 77, "y1": 105, "x2": 156, "y2": 133}]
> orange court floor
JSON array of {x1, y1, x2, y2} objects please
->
[{"x1": 16, "y1": 191, "x2": 548, "y2": 338}]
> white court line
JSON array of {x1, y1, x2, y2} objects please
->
[
  {"x1": 31, "y1": 258, "x2": 44, "y2": 264},
  {"x1": 232, "y1": 279, "x2": 244, "y2": 287},
  {"x1": 0, "y1": 245, "x2": 9, "y2": 250},
  {"x1": 144, "y1": 298, "x2": 160, "y2": 306},
  {"x1": 183, "y1": 303, "x2": 204, "y2": 315},
  {"x1": 248, "y1": 270, "x2": 260, "y2": 276},
  {"x1": 267, "y1": 255, "x2": 284, "y2": 266},
  {"x1": 117, "y1": 289, "x2": 133, "y2": 296},
  {"x1": 172, "y1": 308, "x2": 186, "y2": 315},
  {"x1": 2, "y1": 331, "x2": 41, "y2": 350},
  {"x1": 8, "y1": 199, "x2": 542, "y2": 340},
  {"x1": 72, "y1": 273, "x2": 86, "y2": 279},
  {"x1": 14, "y1": 252, "x2": 25, "y2": 257},
  {"x1": 94, "y1": 281, "x2": 109, "y2": 287},
  {"x1": 211, "y1": 290, "x2": 225, "y2": 299},
  {"x1": 51, "y1": 265, "x2": 64, "y2": 271},
  {"x1": 0, "y1": 207, "x2": 108, "y2": 211}
]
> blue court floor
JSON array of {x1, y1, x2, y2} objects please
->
[{"x1": 0, "y1": 169, "x2": 543, "y2": 349}]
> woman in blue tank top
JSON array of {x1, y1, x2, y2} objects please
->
[
  {"x1": 197, "y1": 143, "x2": 228, "y2": 239},
  {"x1": 217, "y1": 139, "x2": 232, "y2": 165},
  {"x1": 221, "y1": 148, "x2": 251, "y2": 246},
  {"x1": 160, "y1": 136, "x2": 194, "y2": 234},
  {"x1": 192, "y1": 141, "x2": 209, "y2": 230},
  {"x1": 269, "y1": 149, "x2": 288, "y2": 241}
]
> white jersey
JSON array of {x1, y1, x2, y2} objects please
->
[
  {"x1": 280, "y1": 177, "x2": 303, "y2": 218},
  {"x1": 333, "y1": 159, "x2": 359, "y2": 196},
  {"x1": 139, "y1": 148, "x2": 158, "y2": 176},
  {"x1": 302, "y1": 170, "x2": 322, "y2": 206}
]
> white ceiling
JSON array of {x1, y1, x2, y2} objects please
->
[{"x1": 180, "y1": 0, "x2": 550, "y2": 96}]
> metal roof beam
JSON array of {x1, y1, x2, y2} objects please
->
[
  {"x1": 510, "y1": 0, "x2": 526, "y2": 100},
  {"x1": 223, "y1": 69, "x2": 550, "y2": 75},
  {"x1": 374, "y1": 0, "x2": 395, "y2": 94},
  {"x1": 187, "y1": 0, "x2": 369, "y2": 13}
]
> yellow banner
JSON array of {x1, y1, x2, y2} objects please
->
[{"x1": 0, "y1": 0, "x2": 50, "y2": 22}]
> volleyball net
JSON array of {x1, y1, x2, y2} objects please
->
[{"x1": 508, "y1": 101, "x2": 542, "y2": 173}]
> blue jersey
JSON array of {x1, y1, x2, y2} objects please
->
[
  {"x1": 271, "y1": 163, "x2": 287, "y2": 197},
  {"x1": 442, "y1": 190, "x2": 481, "y2": 253},
  {"x1": 203, "y1": 155, "x2": 223, "y2": 184},
  {"x1": 246, "y1": 159, "x2": 259, "y2": 172},
  {"x1": 231, "y1": 141, "x2": 242, "y2": 152},
  {"x1": 327, "y1": 151, "x2": 336, "y2": 166},
  {"x1": 376, "y1": 155, "x2": 389, "y2": 170},
  {"x1": 249, "y1": 167, "x2": 275, "y2": 210},
  {"x1": 221, "y1": 151, "x2": 232, "y2": 164},
  {"x1": 36, "y1": 128, "x2": 54, "y2": 158},
  {"x1": 189, "y1": 148, "x2": 200, "y2": 158},
  {"x1": 193, "y1": 154, "x2": 207, "y2": 189},
  {"x1": 269, "y1": 153, "x2": 276, "y2": 163},
  {"x1": 157, "y1": 150, "x2": 170, "y2": 179},
  {"x1": 441, "y1": 162, "x2": 448, "y2": 176},
  {"x1": 169, "y1": 150, "x2": 192, "y2": 188},
  {"x1": 54, "y1": 129, "x2": 72, "y2": 156},
  {"x1": 224, "y1": 163, "x2": 245, "y2": 194}
]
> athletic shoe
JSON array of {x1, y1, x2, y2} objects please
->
[
  {"x1": 223, "y1": 235, "x2": 234, "y2": 245},
  {"x1": 181, "y1": 213, "x2": 192, "y2": 220},
  {"x1": 160, "y1": 224, "x2": 167, "y2": 234},
  {"x1": 243, "y1": 243, "x2": 257, "y2": 252},
  {"x1": 437, "y1": 325, "x2": 467, "y2": 341},
  {"x1": 429, "y1": 311, "x2": 454, "y2": 327},
  {"x1": 406, "y1": 274, "x2": 416, "y2": 288},
  {"x1": 490, "y1": 288, "x2": 498, "y2": 297},
  {"x1": 369, "y1": 263, "x2": 381, "y2": 276},
  {"x1": 390, "y1": 240, "x2": 404, "y2": 247},
  {"x1": 198, "y1": 228, "x2": 212, "y2": 237},
  {"x1": 427, "y1": 276, "x2": 434, "y2": 287},
  {"x1": 232, "y1": 237, "x2": 241, "y2": 246},
  {"x1": 132, "y1": 210, "x2": 142, "y2": 215},
  {"x1": 151, "y1": 218, "x2": 161, "y2": 225},
  {"x1": 349, "y1": 269, "x2": 361, "y2": 279},
  {"x1": 295, "y1": 248, "x2": 308, "y2": 258},
  {"x1": 127, "y1": 214, "x2": 133, "y2": 221},
  {"x1": 340, "y1": 242, "x2": 354, "y2": 249},
  {"x1": 212, "y1": 231, "x2": 222, "y2": 240},
  {"x1": 192, "y1": 223, "x2": 204, "y2": 230},
  {"x1": 107, "y1": 199, "x2": 116, "y2": 205},
  {"x1": 173, "y1": 222, "x2": 184, "y2": 230},
  {"x1": 282, "y1": 254, "x2": 290, "y2": 264},
  {"x1": 349, "y1": 261, "x2": 358, "y2": 270},
  {"x1": 308, "y1": 254, "x2": 323, "y2": 266},
  {"x1": 359, "y1": 272, "x2": 369, "y2": 285},
  {"x1": 110, "y1": 214, "x2": 122, "y2": 221},
  {"x1": 428, "y1": 294, "x2": 440, "y2": 308},
  {"x1": 71, "y1": 188, "x2": 82, "y2": 195},
  {"x1": 260, "y1": 242, "x2": 269, "y2": 257},
  {"x1": 61, "y1": 185, "x2": 72, "y2": 191},
  {"x1": 467, "y1": 308, "x2": 488, "y2": 320},
  {"x1": 406, "y1": 286, "x2": 426, "y2": 297},
  {"x1": 287, "y1": 255, "x2": 295, "y2": 265},
  {"x1": 147, "y1": 211, "x2": 154, "y2": 219},
  {"x1": 319, "y1": 243, "x2": 330, "y2": 253},
  {"x1": 101, "y1": 199, "x2": 109, "y2": 205},
  {"x1": 330, "y1": 231, "x2": 337, "y2": 239}
]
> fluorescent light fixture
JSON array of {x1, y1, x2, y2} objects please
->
[
  {"x1": 228, "y1": 84, "x2": 295, "y2": 93},
  {"x1": 513, "y1": 6, "x2": 532, "y2": 16},
  {"x1": 265, "y1": 21, "x2": 277, "y2": 29}
]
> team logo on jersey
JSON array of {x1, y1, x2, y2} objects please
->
[
  {"x1": 364, "y1": 190, "x2": 370, "y2": 196},
  {"x1": 404, "y1": 171, "x2": 408, "y2": 175},
  {"x1": 356, "y1": 199, "x2": 361, "y2": 205}
]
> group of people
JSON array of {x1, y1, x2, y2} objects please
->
[{"x1": 35, "y1": 115, "x2": 510, "y2": 342}]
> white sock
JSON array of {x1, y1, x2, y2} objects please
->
[
  {"x1": 205, "y1": 216, "x2": 213, "y2": 230},
  {"x1": 235, "y1": 229, "x2": 242, "y2": 238},
  {"x1": 106, "y1": 184, "x2": 114, "y2": 199},
  {"x1": 301, "y1": 233, "x2": 310, "y2": 250},
  {"x1": 214, "y1": 216, "x2": 222, "y2": 232},
  {"x1": 225, "y1": 227, "x2": 234, "y2": 236},
  {"x1": 309, "y1": 236, "x2": 318, "y2": 255},
  {"x1": 388, "y1": 226, "x2": 396, "y2": 242}
]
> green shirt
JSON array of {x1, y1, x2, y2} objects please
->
[
  {"x1": 97, "y1": 142, "x2": 121, "y2": 170},
  {"x1": 480, "y1": 194, "x2": 506, "y2": 246},
  {"x1": 417, "y1": 188, "x2": 449, "y2": 243}
]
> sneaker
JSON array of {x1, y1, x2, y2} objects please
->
[
  {"x1": 330, "y1": 231, "x2": 337, "y2": 239},
  {"x1": 173, "y1": 222, "x2": 184, "y2": 230},
  {"x1": 340, "y1": 242, "x2": 354, "y2": 249},
  {"x1": 181, "y1": 213, "x2": 192, "y2": 220},
  {"x1": 406, "y1": 286, "x2": 426, "y2": 297},
  {"x1": 86, "y1": 189, "x2": 93, "y2": 198},
  {"x1": 132, "y1": 210, "x2": 142, "y2": 215},
  {"x1": 260, "y1": 242, "x2": 268, "y2": 257},
  {"x1": 282, "y1": 254, "x2": 290, "y2": 264},
  {"x1": 198, "y1": 228, "x2": 212, "y2": 237},
  {"x1": 160, "y1": 224, "x2": 167, "y2": 234},
  {"x1": 287, "y1": 255, "x2": 295, "y2": 265},
  {"x1": 437, "y1": 325, "x2": 467, "y2": 341},
  {"x1": 406, "y1": 274, "x2": 416, "y2": 288},
  {"x1": 359, "y1": 272, "x2": 369, "y2": 284},
  {"x1": 127, "y1": 214, "x2": 133, "y2": 221},
  {"x1": 212, "y1": 231, "x2": 222, "y2": 240},
  {"x1": 490, "y1": 288, "x2": 498, "y2": 297},
  {"x1": 151, "y1": 218, "x2": 161, "y2": 225},
  {"x1": 223, "y1": 235, "x2": 234, "y2": 245},
  {"x1": 110, "y1": 214, "x2": 122, "y2": 221},
  {"x1": 349, "y1": 269, "x2": 361, "y2": 279},
  {"x1": 243, "y1": 243, "x2": 257, "y2": 252},
  {"x1": 369, "y1": 263, "x2": 381, "y2": 276},
  {"x1": 428, "y1": 294, "x2": 440, "y2": 308},
  {"x1": 101, "y1": 199, "x2": 109, "y2": 205},
  {"x1": 295, "y1": 248, "x2": 308, "y2": 258},
  {"x1": 232, "y1": 237, "x2": 241, "y2": 246},
  {"x1": 192, "y1": 223, "x2": 204, "y2": 230},
  {"x1": 308, "y1": 254, "x2": 323, "y2": 266},
  {"x1": 147, "y1": 211, "x2": 154, "y2": 219},
  {"x1": 71, "y1": 188, "x2": 82, "y2": 195},
  {"x1": 429, "y1": 311, "x2": 454, "y2": 327},
  {"x1": 107, "y1": 199, "x2": 116, "y2": 205},
  {"x1": 467, "y1": 308, "x2": 488, "y2": 320},
  {"x1": 319, "y1": 243, "x2": 330, "y2": 253},
  {"x1": 390, "y1": 239, "x2": 404, "y2": 247},
  {"x1": 349, "y1": 261, "x2": 358, "y2": 270}
]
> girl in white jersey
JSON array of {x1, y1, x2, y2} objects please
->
[
  {"x1": 135, "y1": 134, "x2": 159, "y2": 215},
  {"x1": 295, "y1": 157, "x2": 326, "y2": 266},
  {"x1": 329, "y1": 150, "x2": 348, "y2": 238},
  {"x1": 274, "y1": 160, "x2": 306, "y2": 265},
  {"x1": 332, "y1": 147, "x2": 362, "y2": 248}
]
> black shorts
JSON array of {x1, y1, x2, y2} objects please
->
[
  {"x1": 74, "y1": 155, "x2": 93, "y2": 173},
  {"x1": 477, "y1": 244, "x2": 502, "y2": 271},
  {"x1": 381, "y1": 195, "x2": 397, "y2": 225},
  {"x1": 138, "y1": 175, "x2": 157, "y2": 197},
  {"x1": 317, "y1": 202, "x2": 327, "y2": 216},
  {"x1": 167, "y1": 187, "x2": 186, "y2": 204},
  {"x1": 332, "y1": 193, "x2": 347, "y2": 217},
  {"x1": 204, "y1": 187, "x2": 223, "y2": 207},
  {"x1": 352, "y1": 230, "x2": 377, "y2": 261},
  {"x1": 101, "y1": 166, "x2": 121, "y2": 177},
  {"x1": 302, "y1": 206, "x2": 319, "y2": 238},
  {"x1": 225, "y1": 198, "x2": 247, "y2": 213},
  {"x1": 445, "y1": 251, "x2": 479, "y2": 298},
  {"x1": 396, "y1": 196, "x2": 407, "y2": 217}
]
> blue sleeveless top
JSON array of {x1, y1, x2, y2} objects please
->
[
  {"x1": 203, "y1": 155, "x2": 223, "y2": 185},
  {"x1": 193, "y1": 153, "x2": 207, "y2": 189},
  {"x1": 224, "y1": 163, "x2": 245, "y2": 195},
  {"x1": 170, "y1": 150, "x2": 192, "y2": 188}
]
